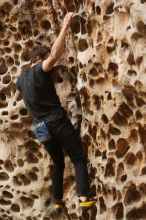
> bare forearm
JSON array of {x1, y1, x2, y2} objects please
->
[
  {"x1": 42, "y1": 12, "x2": 73, "y2": 72},
  {"x1": 50, "y1": 25, "x2": 68, "y2": 60}
]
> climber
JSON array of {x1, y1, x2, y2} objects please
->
[{"x1": 16, "y1": 12, "x2": 96, "y2": 213}]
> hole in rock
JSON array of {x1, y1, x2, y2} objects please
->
[
  {"x1": 2, "y1": 75, "x2": 11, "y2": 84},
  {"x1": 141, "y1": 0, "x2": 146, "y2": 3},
  {"x1": 107, "y1": 45, "x2": 116, "y2": 53},
  {"x1": 116, "y1": 138, "x2": 130, "y2": 158},
  {"x1": 128, "y1": 129, "x2": 138, "y2": 143},
  {"x1": 21, "y1": 50, "x2": 30, "y2": 62},
  {"x1": 18, "y1": 20, "x2": 32, "y2": 37},
  {"x1": 89, "y1": 79, "x2": 94, "y2": 87},
  {"x1": 19, "y1": 108, "x2": 28, "y2": 116},
  {"x1": 5, "y1": 47, "x2": 12, "y2": 53},
  {"x1": 11, "y1": 204, "x2": 20, "y2": 212},
  {"x1": 96, "y1": 6, "x2": 101, "y2": 15},
  {"x1": 124, "y1": 152, "x2": 137, "y2": 166},
  {"x1": 71, "y1": 15, "x2": 81, "y2": 34},
  {"x1": 108, "y1": 139, "x2": 115, "y2": 150},
  {"x1": 131, "y1": 32, "x2": 143, "y2": 41},
  {"x1": 121, "y1": 41, "x2": 129, "y2": 49},
  {"x1": 89, "y1": 67, "x2": 98, "y2": 77},
  {"x1": 101, "y1": 114, "x2": 109, "y2": 124},
  {"x1": 139, "y1": 183, "x2": 146, "y2": 195},
  {"x1": 113, "y1": 202, "x2": 124, "y2": 220},
  {"x1": 10, "y1": 26, "x2": 17, "y2": 33},
  {"x1": 28, "y1": 172, "x2": 38, "y2": 181},
  {"x1": 105, "y1": 158, "x2": 116, "y2": 176},
  {"x1": 69, "y1": 57, "x2": 74, "y2": 63},
  {"x1": 113, "y1": 112, "x2": 127, "y2": 126},
  {"x1": 127, "y1": 52, "x2": 135, "y2": 65},
  {"x1": 0, "y1": 21, "x2": 6, "y2": 33},
  {"x1": 141, "y1": 166, "x2": 146, "y2": 175},
  {"x1": 86, "y1": 20, "x2": 92, "y2": 35},
  {"x1": 78, "y1": 39, "x2": 88, "y2": 52},
  {"x1": 135, "y1": 110, "x2": 142, "y2": 120},
  {"x1": 41, "y1": 20, "x2": 51, "y2": 30},
  {"x1": 0, "y1": 58, "x2": 8, "y2": 75},
  {"x1": 11, "y1": 115, "x2": 19, "y2": 120},
  {"x1": 20, "y1": 196, "x2": 34, "y2": 208},
  {"x1": 138, "y1": 124, "x2": 146, "y2": 145},
  {"x1": 122, "y1": 86, "x2": 137, "y2": 107},
  {"x1": 106, "y1": 3, "x2": 114, "y2": 14},
  {"x1": 136, "y1": 20, "x2": 146, "y2": 37},
  {"x1": 4, "y1": 40, "x2": 9, "y2": 46},
  {"x1": 13, "y1": 0, "x2": 18, "y2": 5},
  {"x1": 16, "y1": 92, "x2": 22, "y2": 102},
  {"x1": 108, "y1": 62, "x2": 118, "y2": 76},
  {"x1": 25, "y1": 152, "x2": 39, "y2": 164},
  {"x1": 56, "y1": 77, "x2": 63, "y2": 83},
  {"x1": 13, "y1": 101, "x2": 16, "y2": 106},
  {"x1": 0, "y1": 160, "x2": 4, "y2": 165},
  {"x1": 11, "y1": 66, "x2": 17, "y2": 74},
  {"x1": 136, "y1": 151, "x2": 143, "y2": 163},
  {"x1": 35, "y1": 1, "x2": 43, "y2": 7},
  {"x1": 32, "y1": 167, "x2": 39, "y2": 172},
  {"x1": 15, "y1": 60, "x2": 20, "y2": 66},
  {"x1": 25, "y1": 40, "x2": 33, "y2": 48},
  {"x1": 4, "y1": 160, "x2": 14, "y2": 172},
  {"x1": 32, "y1": 194, "x2": 39, "y2": 199},
  {"x1": 102, "y1": 150, "x2": 107, "y2": 159},
  {"x1": 109, "y1": 125, "x2": 121, "y2": 135},
  {"x1": 14, "y1": 44, "x2": 22, "y2": 53},
  {"x1": 97, "y1": 32, "x2": 103, "y2": 42},
  {"x1": 13, "y1": 176, "x2": 22, "y2": 186},
  {"x1": 107, "y1": 92, "x2": 112, "y2": 100},
  {"x1": 64, "y1": 0, "x2": 75, "y2": 11},
  {"x1": 2, "y1": 111, "x2": 8, "y2": 115},
  {"x1": 118, "y1": 102, "x2": 133, "y2": 118},
  {"x1": 99, "y1": 197, "x2": 106, "y2": 213},
  {"x1": 135, "y1": 56, "x2": 143, "y2": 66},
  {"x1": 93, "y1": 95, "x2": 101, "y2": 110},
  {"x1": 0, "y1": 172, "x2": 9, "y2": 180},
  {"x1": 124, "y1": 183, "x2": 141, "y2": 205},
  {"x1": 121, "y1": 175, "x2": 127, "y2": 182},
  {"x1": 19, "y1": 174, "x2": 31, "y2": 185},
  {"x1": 135, "y1": 95, "x2": 145, "y2": 107},
  {"x1": 14, "y1": 54, "x2": 19, "y2": 61},
  {"x1": 127, "y1": 69, "x2": 137, "y2": 76},
  {"x1": 95, "y1": 149, "x2": 101, "y2": 157},
  {"x1": 11, "y1": 122, "x2": 22, "y2": 129},
  {"x1": 0, "y1": 199, "x2": 11, "y2": 205},
  {"x1": 2, "y1": 191, "x2": 13, "y2": 198},
  {"x1": 17, "y1": 159, "x2": 24, "y2": 167}
]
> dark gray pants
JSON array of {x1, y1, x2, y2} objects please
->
[{"x1": 43, "y1": 116, "x2": 90, "y2": 201}]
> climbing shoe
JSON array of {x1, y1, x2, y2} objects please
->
[
  {"x1": 79, "y1": 197, "x2": 96, "y2": 211},
  {"x1": 55, "y1": 200, "x2": 64, "y2": 214}
]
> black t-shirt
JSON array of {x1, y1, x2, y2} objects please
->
[{"x1": 16, "y1": 62, "x2": 66, "y2": 122}]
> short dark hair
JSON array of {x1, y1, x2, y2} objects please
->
[{"x1": 30, "y1": 45, "x2": 51, "y2": 63}]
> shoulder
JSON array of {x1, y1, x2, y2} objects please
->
[{"x1": 35, "y1": 61, "x2": 54, "y2": 75}]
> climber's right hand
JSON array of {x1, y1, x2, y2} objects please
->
[{"x1": 63, "y1": 12, "x2": 74, "y2": 28}]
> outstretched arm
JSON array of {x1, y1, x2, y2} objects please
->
[{"x1": 42, "y1": 12, "x2": 73, "y2": 72}]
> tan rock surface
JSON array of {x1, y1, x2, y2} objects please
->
[{"x1": 0, "y1": 0, "x2": 146, "y2": 219}]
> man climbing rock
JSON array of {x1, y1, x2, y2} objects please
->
[{"x1": 16, "y1": 12, "x2": 96, "y2": 213}]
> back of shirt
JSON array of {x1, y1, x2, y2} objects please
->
[{"x1": 16, "y1": 62, "x2": 66, "y2": 121}]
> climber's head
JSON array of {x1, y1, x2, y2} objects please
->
[{"x1": 30, "y1": 45, "x2": 51, "y2": 65}]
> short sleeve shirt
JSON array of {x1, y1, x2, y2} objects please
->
[{"x1": 16, "y1": 62, "x2": 66, "y2": 121}]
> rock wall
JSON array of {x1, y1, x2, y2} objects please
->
[{"x1": 0, "y1": 0, "x2": 146, "y2": 219}]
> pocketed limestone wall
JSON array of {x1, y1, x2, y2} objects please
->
[{"x1": 0, "y1": 0, "x2": 146, "y2": 219}]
